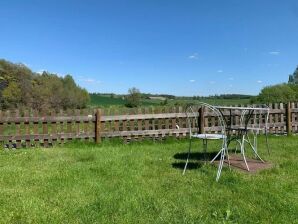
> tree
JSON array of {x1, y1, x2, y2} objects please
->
[
  {"x1": 2, "y1": 82, "x2": 22, "y2": 108},
  {"x1": 0, "y1": 59, "x2": 90, "y2": 110},
  {"x1": 288, "y1": 66, "x2": 298, "y2": 84},
  {"x1": 125, "y1": 87, "x2": 141, "y2": 107},
  {"x1": 256, "y1": 84, "x2": 297, "y2": 103}
]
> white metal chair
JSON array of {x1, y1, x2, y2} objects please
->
[
  {"x1": 183, "y1": 102, "x2": 228, "y2": 181},
  {"x1": 239, "y1": 105, "x2": 270, "y2": 155},
  {"x1": 232, "y1": 105, "x2": 270, "y2": 171}
]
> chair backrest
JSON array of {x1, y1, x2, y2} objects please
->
[
  {"x1": 185, "y1": 102, "x2": 227, "y2": 138},
  {"x1": 240, "y1": 104, "x2": 270, "y2": 132}
]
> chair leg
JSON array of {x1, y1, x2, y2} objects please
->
[
  {"x1": 211, "y1": 148, "x2": 223, "y2": 164},
  {"x1": 183, "y1": 138, "x2": 192, "y2": 175},
  {"x1": 265, "y1": 130, "x2": 270, "y2": 156},
  {"x1": 244, "y1": 132, "x2": 264, "y2": 162},
  {"x1": 245, "y1": 133, "x2": 254, "y2": 149},
  {"x1": 216, "y1": 148, "x2": 226, "y2": 182},
  {"x1": 241, "y1": 135, "x2": 250, "y2": 171},
  {"x1": 235, "y1": 139, "x2": 242, "y2": 154},
  {"x1": 245, "y1": 133, "x2": 256, "y2": 155},
  {"x1": 249, "y1": 140, "x2": 265, "y2": 163},
  {"x1": 226, "y1": 144, "x2": 231, "y2": 170},
  {"x1": 254, "y1": 133, "x2": 257, "y2": 154}
]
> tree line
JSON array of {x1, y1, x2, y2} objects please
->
[
  {"x1": 252, "y1": 66, "x2": 298, "y2": 104},
  {"x1": 0, "y1": 59, "x2": 90, "y2": 111}
]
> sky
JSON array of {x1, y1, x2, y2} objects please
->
[{"x1": 0, "y1": 0, "x2": 298, "y2": 96}]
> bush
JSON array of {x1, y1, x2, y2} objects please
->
[{"x1": 256, "y1": 83, "x2": 297, "y2": 103}]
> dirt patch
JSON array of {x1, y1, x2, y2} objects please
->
[{"x1": 217, "y1": 154, "x2": 273, "y2": 173}]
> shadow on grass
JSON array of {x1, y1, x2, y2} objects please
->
[
  {"x1": 172, "y1": 162, "x2": 203, "y2": 170},
  {"x1": 173, "y1": 152, "x2": 219, "y2": 161},
  {"x1": 172, "y1": 152, "x2": 220, "y2": 171}
]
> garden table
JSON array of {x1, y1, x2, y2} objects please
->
[{"x1": 213, "y1": 106, "x2": 270, "y2": 171}]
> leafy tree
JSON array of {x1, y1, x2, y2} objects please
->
[
  {"x1": 2, "y1": 82, "x2": 22, "y2": 108},
  {"x1": 256, "y1": 83, "x2": 297, "y2": 103},
  {"x1": 125, "y1": 87, "x2": 141, "y2": 107},
  {"x1": 288, "y1": 66, "x2": 298, "y2": 84},
  {"x1": 0, "y1": 59, "x2": 90, "y2": 110}
]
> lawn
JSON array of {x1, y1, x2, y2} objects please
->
[{"x1": 0, "y1": 136, "x2": 297, "y2": 223}]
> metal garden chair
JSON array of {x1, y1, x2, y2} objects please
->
[
  {"x1": 240, "y1": 105, "x2": 270, "y2": 156},
  {"x1": 183, "y1": 102, "x2": 229, "y2": 182}
]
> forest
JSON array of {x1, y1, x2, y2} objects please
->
[{"x1": 0, "y1": 59, "x2": 90, "y2": 111}]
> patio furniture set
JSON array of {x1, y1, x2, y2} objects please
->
[{"x1": 183, "y1": 102, "x2": 270, "y2": 181}]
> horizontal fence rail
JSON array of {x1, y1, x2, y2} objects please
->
[{"x1": 0, "y1": 102, "x2": 297, "y2": 149}]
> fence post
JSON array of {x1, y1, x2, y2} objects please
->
[
  {"x1": 95, "y1": 109, "x2": 102, "y2": 143},
  {"x1": 199, "y1": 107, "x2": 205, "y2": 134},
  {"x1": 286, "y1": 102, "x2": 292, "y2": 135}
]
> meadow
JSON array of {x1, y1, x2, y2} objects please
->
[
  {"x1": 89, "y1": 94, "x2": 251, "y2": 108},
  {"x1": 0, "y1": 136, "x2": 297, "y2": 223}
]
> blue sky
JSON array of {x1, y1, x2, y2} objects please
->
[{"x1": 1, "y1": 0, "x2": 298, "y2": 96}]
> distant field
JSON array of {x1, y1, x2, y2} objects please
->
[
  {"x1": 89, "y1": 94, "x2": 251, "y2": 108},
  {"x1": 165, "y1": 98, "x2": 251, "y2": 106},
  {"x1": 89, "y1": 95, "x2": 161, "y2": 108},
  {"x1": 89, "y1": 95, "x2": 127, "y2": 107}
]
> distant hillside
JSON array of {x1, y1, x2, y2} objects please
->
[{"x1": 0, "y1": 59, "x2": 90, "y2": 110}]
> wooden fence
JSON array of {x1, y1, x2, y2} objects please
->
[{"x1": 0, "y1": 102, "x2": 298, "y2": 149}]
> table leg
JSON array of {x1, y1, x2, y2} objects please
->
[{"x1": 203, "y1": 139, "x2": 207, "y2": 163}]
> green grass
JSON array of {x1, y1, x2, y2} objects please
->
[
  {"x1": 0, "y1": 136, "x2": 297, "y2": 223},
  {"x1": 89, "y1": 95, "x2": 162, "y2": 108},
  {"x1": 89, "y1": 95, "x2": 127, "y2": 107},
  {"x1": 191, "y1": 98, "x2": 251, "y2": 106},
  {"x1": 89, "y1": 94, "x2": 251, "y2": 108}
]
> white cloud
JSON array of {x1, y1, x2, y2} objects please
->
[
  {"x1": 257, "y1": 80, "x2": 263, "y2": 83},
  {"x1": 189, "y1": 80, "x2": 196, "y2": 83},
  {"x1": 36, "y1": 69, "x2": 46, "y2": 74},
  {"x1": 79, "y1": 77, "x2": 102, "y2": 84},
  {"x1": 188, "y1": 53, "x2": 199, "y2": 60},
  {"x1": 217, "y1": 70, "x2": 223, "y2": 73},
  {"x1": 84, "y1": 78, "x2": 95, "y2": 83},
  {"x1": 228, "y1": 77, "x2": 234, "y2": 81},
  {"x1": 36, "y1": 69, "x2": 65, "y2": 77},
  {"x1": 269, "y1": 51, "x2": 280, "y2": 55},
  {"x1": 21, "y1": 62, "x2": 30, "y2": 67},
  {"x1": 56, "y1": 73, "x2": 65, "y2": 78}
]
